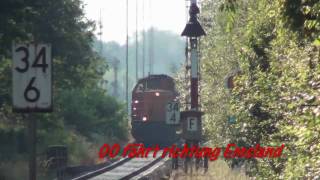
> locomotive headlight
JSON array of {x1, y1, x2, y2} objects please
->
[
  {"x1": 133, "y1": 107, "x2": 136, "y2": 111},
  {"x1": 142, "y1": 116, "x2": 147, "y2": 122},
  {"x1": 134, "y1": 100, "x2": 139, "y2": 104},
  {"x1": 155, "y1": 92, "x2": 160, "y2": 96}
]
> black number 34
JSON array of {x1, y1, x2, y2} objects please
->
[
  {"x1": 15, "y1": 46, "x2": 48, "y2": 73},
  {"x1": 15, "y1": 45, "x2": 49, "y2": 102}
]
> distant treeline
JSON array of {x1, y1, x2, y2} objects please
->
[{"x1": 94, "y1": 29, "x2": 185, "y2": 101}]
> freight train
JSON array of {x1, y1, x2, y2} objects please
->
[{"x1": 131, "y1": 74, "x2": 179, "y2": 145}]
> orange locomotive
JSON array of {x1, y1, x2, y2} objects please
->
[{"x1": 131, "y1": 74, "x2": 179, "y2": 145}]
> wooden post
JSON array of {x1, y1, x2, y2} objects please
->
[{"x1": 29, "y1": 117, "x2": 37, "y2": 180}]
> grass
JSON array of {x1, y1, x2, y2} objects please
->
[{"x1": 170, "y1": 159, "x2": 250, "y2": 180}]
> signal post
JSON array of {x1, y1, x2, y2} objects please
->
[{"x1": 181, "y1": 0, "x2": 206, "y2": 172}]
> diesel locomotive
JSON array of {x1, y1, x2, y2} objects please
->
[{"x1": 131, "y1": 74, "x2": 179, "y2": 145}]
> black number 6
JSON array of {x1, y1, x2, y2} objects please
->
[{"x1": 24, "y1": 77, "x2": 40, "y2": 102}]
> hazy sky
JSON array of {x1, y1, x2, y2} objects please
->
[{"x1": 83, "y1": 0, "x2": 187, "y2": 44}]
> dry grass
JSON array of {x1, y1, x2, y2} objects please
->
[
  {"x1": 0, "y1": 160, "x2": 28, "y2": 180},
  {"x1": 170, "y1": 160, "x2": 250, "y2": 180}
]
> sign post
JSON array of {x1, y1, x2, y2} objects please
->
[
  {"x1": 28, "y1": 117, "x2": 37, "y2": 180},
  {"x1": 166, "y1": 101, "x2": 180, "y2": 169},
  {"x1": 12, "y1": 43, "x2": 52, "y2": 180}
]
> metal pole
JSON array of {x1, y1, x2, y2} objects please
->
[
  {"x1": 181, "y1": 0, "x2": 206, "y2": 172},
  {"x1": 99, "y1": 9, "x2": 103, "y2": 54},
  {"x1": 148, "y1": 0, "x2": 153, "y2": 74},
  {"x1": 150, "y1": 28, "x2": 154, "y2": 74},
  {"x1": 142, "y1": 0, "x2": 145, "y2": 77},
  {"x1": 28, "y1": 117, "x2": 37, "y2": 180},
  {"x1": 113, "y1": 58, "x2": 119, "y2": 97},
  {"x1": 126, "y1": 0, "x2": 129, "y2": 113},
  {"x1": 136, "y1": 0, "x2": 139, "y2": 81},
  {"x1": 190, "y1": 38, "x2": 198, "y2": 110},
  {"x1": 189, "y1": 0, "x2": 200, "y2": 169}
]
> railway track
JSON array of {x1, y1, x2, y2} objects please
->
[
  {"x1": 70, "y1": 141, "x2": 211, "y2": 180},
  {"x1": 71, "y1": 150, "x2": 166, "y2": 180}
]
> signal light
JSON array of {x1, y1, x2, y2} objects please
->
[
  {"x1": 155, "y1": 92, "x2": 160, "y2": 96},
  {"x1": 134, "y1": 100, "x2": 139, "y2": 104},
  {"x1": 142, "y1": 116, "x2": 147, "y2": 122},
  {"x1": 181, "y1": 3, "x2": 206, "y2": 38}
]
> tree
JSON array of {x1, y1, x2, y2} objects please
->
[
  {"x1": 0, "y1": 0, "x2": 127, "y2": 179},
  {"x1": 183, "y1": 0, "x2": 320, "y2": 178}
]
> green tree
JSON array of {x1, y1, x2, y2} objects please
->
[
  {"x1": 182, "y1": 0, "x2": 320, "y2": 178},
  {"x1": 0, "y1": 0, "x2": 127, "y2": 179}
]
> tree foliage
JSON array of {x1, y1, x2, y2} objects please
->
[
  {"x1": 0, "y1": 0, "x2": 127, "y2": 179},
  {"x1": 193, "y1": 0, "x2": 320, "y2": 178}
]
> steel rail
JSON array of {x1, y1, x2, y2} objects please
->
[
  {"x1": 70, "y1": 157, "x2": 132, "y2": 180},
  {"x1": 88, "y1": 150, "x2": 163, "y2": 180}
]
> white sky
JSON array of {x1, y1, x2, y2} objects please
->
[{"x1": 83, "y1": 0, "x2": 187, "y2": 45}]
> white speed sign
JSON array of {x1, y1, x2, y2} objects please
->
[
  {"x1": 166, "y1": 101, "x2": 180, "y2": 125},
  {"x1": 12, "y1": 43, "x2": 52, "y2": 112}
]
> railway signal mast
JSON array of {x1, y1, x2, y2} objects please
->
[{"x1": 181, "y1": 0, "x2": 206, "y2": 172}]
